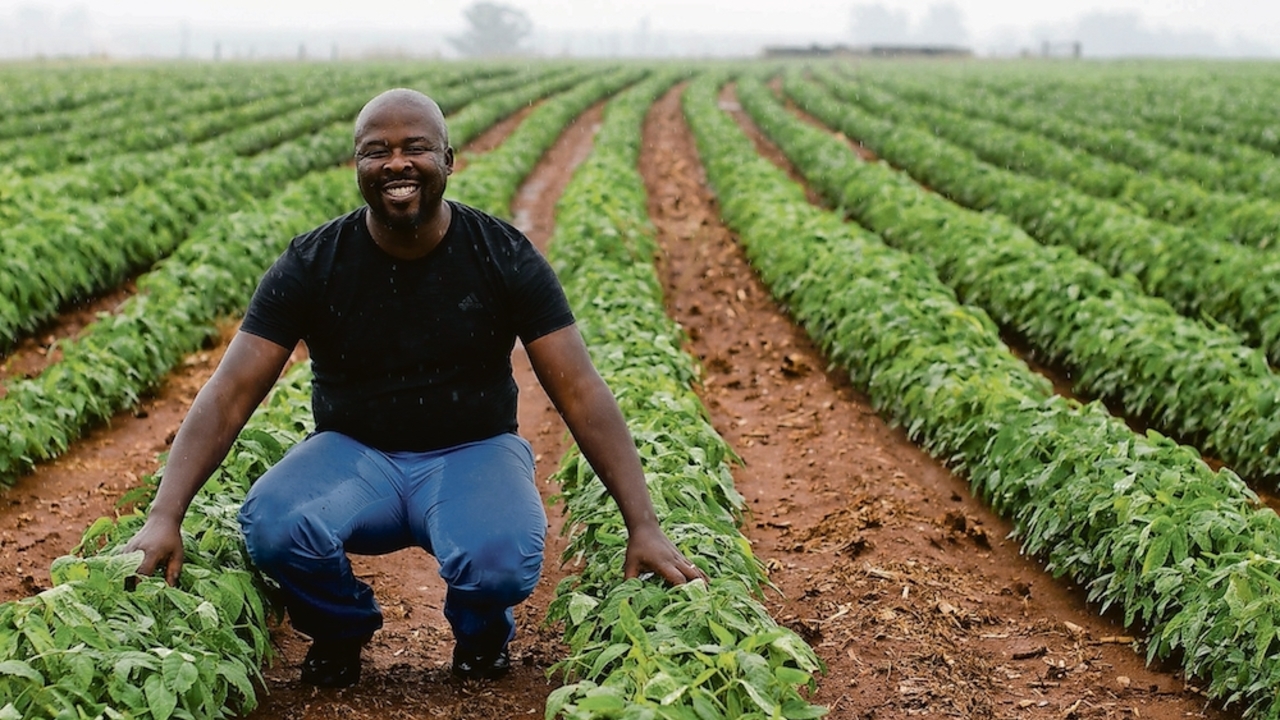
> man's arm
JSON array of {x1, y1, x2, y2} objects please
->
[
  {"x1": 525, "y1": 324, "x2": 707, "y2": 586},
  {"x1": 123, "y1": 331, "x2": 293, "y2": 585}
]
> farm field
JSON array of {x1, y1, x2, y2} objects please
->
[{"x1": 0, "y1": 58, "x2": 1278, "y2": 719}]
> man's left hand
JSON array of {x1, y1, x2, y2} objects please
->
[{"x1": 624, "y1": 523, "x2": 708, "y2": 585}]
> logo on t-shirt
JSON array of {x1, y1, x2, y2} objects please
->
[{"x1": 458, "y1": 293, "x2": 484, "y2": 311}]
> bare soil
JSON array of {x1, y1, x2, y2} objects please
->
[{"x1": 0, "y1": 87, "x2": 1231, "y2": 720}]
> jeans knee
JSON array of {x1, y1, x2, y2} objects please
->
[
  {"x1": 442, "y1": 541, "x2": 542, "y2": 606},
  {"x1": 485, "y1": 563, "x2": 540, "y2": 606},
  {"x1": 241, "y1": 507, "x2": 337, "y2": 574}
]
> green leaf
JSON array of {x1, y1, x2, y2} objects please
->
[
  {"x1": 144, "y1": 673, "x2": 177, "y2": 720},
  {"x1": 114, "y1": 650, "x2": 160, "y2": 680},
  {"x1": 781, "y1": 697, "x2": 829, "y2": 719},
  {"x1": 49, "y1": 555, "x2": 91, "y2": 585},
  {"x1": 162, "y1": 650, "x2": 199, "y2": 695},
  {"x1": 589, "y1": 643, "x2": 633, "y2": 680},
  {"x1": 576, "y1": 692, "x2": 628, "y2": 712},
  {"x1": 0, "y1": 659, "x2": 44, "y2": 684},
  {"x1": 707, "y1": 620, "x2": 735, "y2": 647},
  {"x1": 737, "y1": 676, "x2": 779, "y2": 717},
  {"x1": 773, "y1": 666, "x2": 811, "y2": 686},
  {"x1": 216, "y1": 660, "x2": 255, "y2": 701},
  {"x1": 567, "y1": 592, "x2": 600, "y2": 626}
]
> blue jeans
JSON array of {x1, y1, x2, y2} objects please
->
[{"x1": 238, "y1": 431, "x2": 545, "y2": 653}]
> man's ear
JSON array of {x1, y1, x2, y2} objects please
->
[{"x1": 445, "y1": 147, "x2": 456, "y2": 175}]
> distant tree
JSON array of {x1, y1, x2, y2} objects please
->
[
  {"x1": 916, "y1": 3, "x2": 968, "y2": 46},
  {"x1": 849, "y1": 3, "x2": 911, "y2": 45},
  {"x1": 449, "y1": 2, "x2": 533, "y2": 57}
]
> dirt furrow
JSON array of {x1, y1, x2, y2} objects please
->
[
  {"x1": 638, "y1": 83, "x2": 1224, "y2": 719},
  {"x1": 0, "y1": 279, "x2": 142, "y2": 392}
]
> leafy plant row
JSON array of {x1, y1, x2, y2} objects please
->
[
  {"x1": 0, "y1": 64, "x2": 159, "y2": 127},
  {"x1": 433, "y1": 63, "x2": 617, "y2": 167},
  {"x1": 0, "y1": 66, "x2": 609, "y2": 486},
  {"x1": 0, "y1": 63, "x2": 591, "y2": 351},
  {"x1": 0, "y1": 64, "x2": 254, "y2": 145},
  {"x1": 215, "y1": 64, "x2": 593, "y2": 164},
  {"x1": 951, "y1": 67, "x2": 1280, "y2": 186},
  {"x1": 0, "y1": 68, "x2": 379, "y2": 173},
  {"x1": 543, "y1": 69, "x2": 825, "y2": 720},
  {"x1": 825, "y1": 70, "x2": 1280, "y2": 251},
  {"x1": 0, "y1": 63, "x2": 561, "y2": 221},
  {"x1": 0, "y1": 127, "x2": 346, "y2": 350},
  {"x1": 771, "y1": 72, "x2": 1280, "y2": 482},
  {"x1": 0, "y1": 361, "x2": 314, "y2": 720},
  {"x1": 686, "y1": 72, "x2": 1280, "y2": 719},
  {"x1": 0, "y1": 145, "x2": 203, "y2": 223},
  {"x1": 0, "y1": 69, "x2": 408, "y2": 227},
  {"x1": 0, "y1": 66, "x2": 281, "y2": 142},
  {"x1": 808, "y1": 70, "x2": 1280, "y2": 367},
  {"x1": 208, "y1": 71, "x2": 454, "y2": 160},
  {"x1": 0, "y1": 63, "x2": 520, "y2": 172},
  {"x1": 0, "y1": 166, "x2": 357, "y2": 488},
  {"x1": 862, "y1": 66, "x2": 1280, "y2": 201},
  {"x1": 449, "y1": 63, "x2": 648, "y2": 214},
  {"x1": 1039, "y1": 71, "x2": 1280, "y2": 158}
]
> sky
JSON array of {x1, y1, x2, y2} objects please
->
[{"x1": 1, "y1": 0, "x2": 1278, "y2": 58}]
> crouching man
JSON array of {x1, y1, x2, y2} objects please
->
[{"x1": 123, "y1": 88, "x2": 705, "y2": 687}]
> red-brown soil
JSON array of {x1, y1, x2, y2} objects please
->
[{"x1": 0, "y1": 88, "x2": 1231, "y2": 720}]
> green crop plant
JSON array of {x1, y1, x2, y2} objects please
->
[{"x1": 0, "y1": 362, "x2": 314, "y2": 719}]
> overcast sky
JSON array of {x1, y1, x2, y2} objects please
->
[{"x1": 2, "y1": 0, "x2": 1277, "y2": 58}]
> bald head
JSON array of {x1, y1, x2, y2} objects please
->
[{"x1": 354, "y1": 88, "x2": 449, "y2": 148}]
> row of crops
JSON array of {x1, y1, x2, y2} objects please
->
[{"x1": 1, "y1": 58, "x2": 1280, "y2": 718}]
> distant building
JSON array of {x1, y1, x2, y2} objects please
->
[
  {"x1": 1038, "y1": 40, "x2": 1084, "y2": 58},
  {"x1": 762, "y1": 43, "x2": 972, "y2": 58}
]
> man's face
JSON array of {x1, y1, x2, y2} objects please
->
[{"x1": 354, "y1": 101, "x2": 454, "y2": 233}]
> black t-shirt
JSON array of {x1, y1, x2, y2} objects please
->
[{"x1": 241, "y1": 201, "x2": 575, "y2": 452}]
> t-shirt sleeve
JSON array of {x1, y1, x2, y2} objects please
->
[
  {"x1": 240, "y1": 246, "x2": 309, "y2": 350},
  {"x1": 508, "y1": 240, "x2": 575, "y2": 343}
]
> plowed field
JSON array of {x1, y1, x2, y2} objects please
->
[{"x1": 0, "y1": 82, "x2": 1228, "y2": 720}]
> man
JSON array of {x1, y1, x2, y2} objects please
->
[{"x1": 123, "y1": 88, "x2": 706, "y2": 688}]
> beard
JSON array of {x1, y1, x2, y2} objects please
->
[{"x1": 371, "y1": 199, "x2": 431, "y2": 232}]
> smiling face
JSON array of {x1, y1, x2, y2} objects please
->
[{"x1": 354, "y1": 90, "x2": 455, "y2": 237}]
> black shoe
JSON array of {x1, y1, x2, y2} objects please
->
[
  {"x1": 301, "y1": 636, "x2": 368, "y2": 688},
  {"x1": 451, "y1": 646, "x2": 511, "y2": 680}
]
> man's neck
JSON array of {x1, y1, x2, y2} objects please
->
[{"x1": 366, "y1": 201, "x2": 453, "y2": 260}]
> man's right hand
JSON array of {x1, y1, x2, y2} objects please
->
[
  {"x1": 122, "y1": 515, "x2": 185, "y2": 586},
  {"x1": 116, "y1": 331, "x2": 293, "y2": 588}
]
